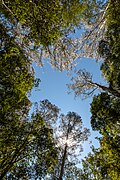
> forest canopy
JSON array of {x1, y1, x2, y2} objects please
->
[{"x1": 0, "y1": 0, "x2": 120, "y2": 179}]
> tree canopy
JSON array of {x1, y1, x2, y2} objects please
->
[
  {"x1": 0, "y1": 0, "x2": 120, "y2": 179},
  {"x1": 76, "y1": 1, "x2": 120, "y2": 179},
  {"x1": 0, "y1": 23, "x2": 58, "y2": 179},
  {"x1": 0, "y1": 0, "x2": 107, "y2": 70}
]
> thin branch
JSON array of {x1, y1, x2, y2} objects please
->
[
  {"x1": 82, "y1": 3, "x2": 109, "y2": 42},
  {"x1": 1, "y1": 0, "x2": 16, "y2": 18}
]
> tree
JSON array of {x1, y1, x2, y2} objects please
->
[
  {"x1": 89, "y1": 94, "x2": 120, "y2": 179},
  {"x1": 48, "y1": 112, "x2": 90, "y2": 179},
  {"x1": 68, "y1": 69, "x2": 120, "y2": 99},
  {"x1": 70, "y1": 2, "x2": 120, "y2": 179},
  {"x1": 32, "y1": 101, "x2": 90, "y2": 179},
  {"x1": 0, "y1": 112, "x2": 58, "y2": 179},
  {"x1": 33, "y1": 100, "x2": 90, "y2": 179}
]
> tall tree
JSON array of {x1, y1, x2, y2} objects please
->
[
  {"x1": 69, "y1": 2, "x2": 120, "y2": 179},
  {"x1": 49, "y1": 112, "x2": 90, "y2": 179},
  {"x1": 68, "y1": 69, "x2": 120, "y2": 99},
  {"x1": 33, "y1": 101, "x2": 90, "y2": 179}
]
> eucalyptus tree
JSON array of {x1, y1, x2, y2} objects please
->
[
  {"x1": 33, "y1": 100, "x2": 90, "y2": 179},
  {"x1": 48, "y1": 112, "x2": 90, "y2": 179},
  {"x1": 68, "y1": 0, "x2": 120, "y2": 99},
  {"x1": 68, "y1": 69, "x2": 120, "y2": 99}
]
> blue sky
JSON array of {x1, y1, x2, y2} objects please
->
[{"x1": 29, "y1": 57, "x2": 104, "y2": 159}]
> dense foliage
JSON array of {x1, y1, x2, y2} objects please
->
[
  {"x1": 1, "y1": 0, "x2": 86, "y2": 46},
  {"x1": 0, "y1": 22, "x2": 58, "y2": 179},
  {"x1": 0, "y1": 0, "x2": 120, "y2": 179},
  {"x1": 0, "y1": 0, "x2": 107, "y2": 70},
  {"x1": 79, "y1": 1, "x2": 120, "y2": 180}
]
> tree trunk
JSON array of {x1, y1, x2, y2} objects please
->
[
  {"x1": 94, "y1": 82, "x2": 120, "y2": 98},
  {"x1": 88, "y1": 80, "x2": 120, "y2": 98},
  {"x1": 59, "y1": 144, "x2": 67, "y2": 180}
]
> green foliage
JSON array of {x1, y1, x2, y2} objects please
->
[
  {"x1": 81, "y1": 148, "x2": 111, "y2": 180},
  {"x1": 90, "y1": 93, "x2": 120, "y2": 132},
  {"x1": 81, "y1": 2, "x2": 120, "y2": 180},
  {"x1": 99, "y1": 132, "x2": 120, "y2": 179},
  {"x1": 1, "y1": 0, "x2": 107, "y2": 71},
  {"x1": 0, "y1": 24, "x2": 57, "y2": 179},
  {"x1": 0, "y1": 24, "x2": 34, "y2": 117},
  {"x1": 0, "y1": 113, "x2": 58, "y2": 179},
  {"x1": 1, "y1": 0, "x2": 86, "y2": 47},
  {"x1": 81, "y1": 126, "x2": 120, "y2": 180},
  {"x1": 1, "y1": 0, "x2": 120, "y2": 179},
  {"x1": 98, "y1": 0, "x2": 120, "y2": 89}
]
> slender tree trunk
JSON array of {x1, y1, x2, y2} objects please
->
[
  {"x1": 89, "y1": 80, "x2": 120, "y2": 98},
  {"x1": 59, "y1": 143, "x2": 67, "y2": 180},
  {"x1": 94, "y1": 82, "x2": 120, "y2": 98}
]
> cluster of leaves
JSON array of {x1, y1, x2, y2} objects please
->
[
  {"x1": 0, "y1": 113, "x2": 58, "y2": 179},
  {"x1": 0, "y1": 24, "x2": 34, "y2": 118},
  {"x1": 1, "y1": 0, "x2": 87, "y2": 46},
  {"x1": 99, "y1": 0, "x2": 120, "y2": 89}
]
